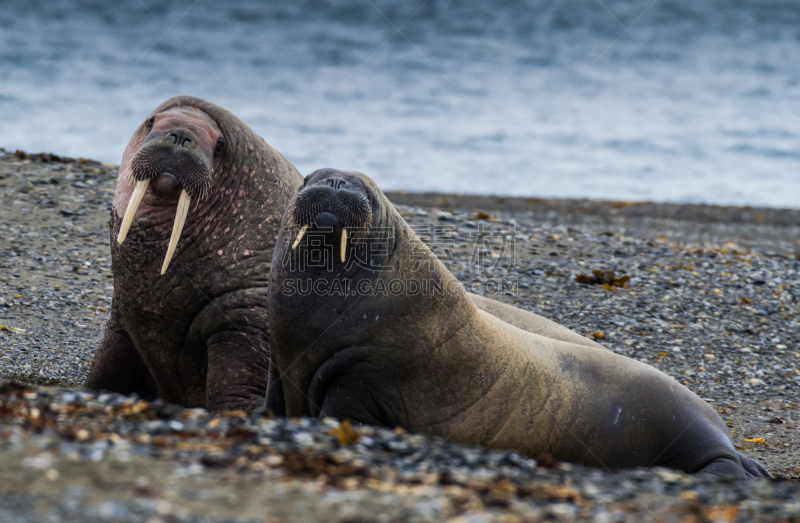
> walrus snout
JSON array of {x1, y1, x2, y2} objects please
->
[
  {"x1": 117, "y1": 107, "x2": 222, "y2": 275},
  {"x1": 288, "y1": 169, "x2": 373, "y2": 263},
  {"x1": 130, "y1": 130, "x2": 213, "y2": 197}
]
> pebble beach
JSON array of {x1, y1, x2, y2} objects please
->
[{"x1": 1, "y1": 148, "x2": 799, "y2": 521}]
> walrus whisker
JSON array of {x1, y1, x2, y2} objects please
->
[
  {"x1": 292, "y1": 224, "x2": 309, "y2": 250},
  {"x1": 340, "y1": 227, "x2": 347, "y2": 262},
  {"x1": 117, "y1": 178, "x2": 151, "y2": 244},
  {"x1": 161, "y1": 189, "x2": 191, "y2": 275}
]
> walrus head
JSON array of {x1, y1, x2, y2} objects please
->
[
  {"x1": 286, "y1": 168, "x2": 374, "y2": 264},
  {"x1": 116, "y1": 106, "x2": 225, "y2": 274}
]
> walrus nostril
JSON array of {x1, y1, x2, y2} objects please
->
[
  {"x1": 167, "y1": 131, "x2": 193, "y2": 148},
  {"x1": 325, "y1": 178, "x2": 347, "y2": 190}
]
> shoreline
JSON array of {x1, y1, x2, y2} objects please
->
[
  {"x1": 6, "y1": 147, "x2": 800, "y2": 225},
  {"x1": 385, "y1": 190, "x2": 800, "y2": 227}
]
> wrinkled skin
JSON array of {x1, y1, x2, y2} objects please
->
[
  {"x1": 85, "y1": 96, "x2": 302, "y2": 411},
  {"x1": 266, "y1": 168, "x2": 770, "y2": 479}
]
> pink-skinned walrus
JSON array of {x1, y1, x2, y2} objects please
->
[{"x1": 86, "y1": 96, "x2": 302, "y2": 411}]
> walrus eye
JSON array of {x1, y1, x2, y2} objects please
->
[
  {"x1": 215, "y1": 136, "x2": 225, "y2": 157},
  {"x1": 146, "y1": 116, "x2": 155, "y2": 133}
]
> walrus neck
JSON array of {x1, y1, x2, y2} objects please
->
[{"x1": 373, "y1": 203, "x2": 482, "y2": 349}]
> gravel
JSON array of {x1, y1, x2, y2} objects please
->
[
  {"x1": 1, "y1": 385, "x2": 799, "y2": 522},
  {"x1": 0, "y1": 148, "x2": 117, "y2": 388},
  {"x1": 1, "y1": 148, "x2": 799, "y2": 521}
]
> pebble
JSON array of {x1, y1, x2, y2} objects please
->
[{"x1": 0, "y1": 386, "x2": 797, "y2": 522}]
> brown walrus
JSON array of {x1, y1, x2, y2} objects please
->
[
  {"x1": 265, "y1": 168, "x2": 770, "y2": 478},
  {"x1": 85, "y1": 96, "x2": 302, "y2": 410}
]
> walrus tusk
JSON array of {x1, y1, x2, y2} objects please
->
[
  {"x1": 161, "y1": 189, "x2": 191, "y2": 275},
  {"x1": 340, "y1": 227, "x2": 347, "y2": 262},
  {"x1": 292, "y1": 224, "x2": 309, "y2": 249},
  {"x1": 117, "y1": 179, "x2": 151, "y2": 244}
]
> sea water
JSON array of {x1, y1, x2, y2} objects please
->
[{"x1": 1, "y1": 0, "x2": 799, "y2": 207}]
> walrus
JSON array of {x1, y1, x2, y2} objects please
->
[
  {"x1": 85, "y1": 96, "x2": 302, "y2": 411},
  {"x1": 265, "y1": 168, "x2": 770, "y2": 478}
]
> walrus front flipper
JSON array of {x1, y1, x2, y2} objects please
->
[
  {"x1": 204, "y1": 328, "x2": 270, "y2": 412},
  {"x1": 194, "y1": 292, "x2": 272, "y2": 412},
  {"x1": 309, "y1": 346, "x2": 393, "y2": 427},
  {"x1": 318, "y1": 379, "x2": 387, "y2": 427},
  {"x1": 737, "y1": 452, "x2": 771, "y2": 478},
  {"x1": 85, "y1": 301, "x2": 156, "y2": 399},
  {"x1": 696, "y1": 456, "x2": 747, "y2": 479}
]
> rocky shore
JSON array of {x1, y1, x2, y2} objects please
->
[{"x1": 1, "y1": 148, "x2": 799, "y2": 521}]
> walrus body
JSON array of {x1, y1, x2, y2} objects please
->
[
  {"x1": 86, "y1": 96, "x2": 302, "y2": 410},
  {"x1": 470, "y1": 293, "x2": 605, "y2": 349},
  {"x1": 266, "y1": 168, "x2": 769, "y2": 478}
]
